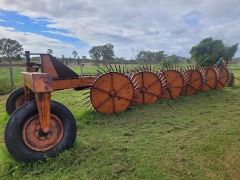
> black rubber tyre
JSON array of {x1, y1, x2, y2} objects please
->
[
  {"x1": 6, "y1": 87, "x2": 27, "y2": 115},
  {"x1": 4, "y1": 100, "x2": 77, "y2": 163}
]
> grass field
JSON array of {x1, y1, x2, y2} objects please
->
[{"x1": 0, "y1": 64, "x2": 240, "y2": 179}]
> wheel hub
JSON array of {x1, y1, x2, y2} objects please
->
[
  {"x1": 109, "y1": 90, "x2": 117, "y2": 97},
  {"x1": 22, "y1": 114, "x2": 64, "y2": 152},
  {"x1": 140, "y1": 87, "x2": 147, "y2": 93}
]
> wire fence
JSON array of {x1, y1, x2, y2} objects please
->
[
  {"x1": 0, "y1": 63, "x2": 26, "y2": 94},
  {"x1": 1, "y1": 62, "x2": 239, "y2": 95}
]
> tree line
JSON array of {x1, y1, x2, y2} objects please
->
[{"x1": 0, "y1": 37, "x2": 239, "y2": 67}]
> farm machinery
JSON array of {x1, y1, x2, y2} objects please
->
[{"x1": 4, "y1": 51, "x2": 232, "y2": 163}]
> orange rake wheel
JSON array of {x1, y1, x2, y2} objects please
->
[
  {"x1": 161, "y1": 70, "x2": 184, "y2": 99},
  {"x1": 131, "y1": 71, "x2": 162, "y2": 105},
  {"x1": 182, "y1": 70, "x2": 203, "y2": 96},
  {"x1": 90, "y1": 72, "x2": 134, "y2": 114},
  {"x1": 201, "y1": 67, "x2": 217, "y2": 91},
  {"x1": 216, "y1": 67, "x2": 229, "y2": 90}
]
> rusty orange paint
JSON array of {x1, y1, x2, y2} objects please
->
[
  {"x1": 182, "y1": 70, "x2": 203, "y2": 96},
  {"x1": 22, "y1": 72, "x2": 53, "y2": 93},
  {"x1": 161, "y1": 70, "x2": 184, "y2": 99},
  {"x1": 201, "y1": 67, "x2": 217, "y2": 91},
  {"x1": 35, "y1": 92, "x2": 51, "y2": 133},
  {"x1": 216, "y1": 67, "x2": 229, "y2": 90},
  {"x1": 52, "y1": 76, "x2": 96, "y2": 90},
  {"x1": 22, "y1": 114, "x2": 63, "y2": 151},
  {"x1": 131, "y1": 71, "x2": 162, "y2": 105},
  {"x1": 41, "y1": 55, "x2": 58, "y2": 79},
  {"x1": 90, "y1": 72, "x2": 134, "y2": 114}
]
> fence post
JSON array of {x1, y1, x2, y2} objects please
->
[
  {"x1": 9, "y1": 59, "x2": 15, "y2": 90},
  {"x1": 80, "y1": 63, "x2": 84, "y2": 76}
]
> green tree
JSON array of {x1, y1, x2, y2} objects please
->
[
  {"x1": 168, "y1": 55, "x2": 179, "y2": 64},
  {"x1": 223, "y1": 43, "x2": 238, "y2": 61},
  {"x1": 82, "y1": 56, "x2": 87, "y2": 62},
  {"x1": 190, "y1": 37, "x2": 238, "y2": 66},
  {"x1": 47, "y1": 49, "x2": 53, "y2": 55},
  {"x1": 186, "y1": 58, "x2": 192, "y2": 64},
  {"x1": 72, "y1": 50, "x2": 78, "y2": 58},
  {"x1": 136, "y1": 50, "x2": 166, "y2": 63},
  {"x1": 89, "y1": 46, "x2": 102, "y2": 68},
  {"x1": 0, "y1": 38, "x2": 23, "y2": 90},
  {"x1": 89, "y1": 46, "x2": 102, "y2": 60},
  {"x1": 161, "y1": 59, "x2": 173, "y2": 67},
  {"x1": 89, "y1": 43, "x2": 115, "y2": 67},
  {"x1": 101, "y1": 44, "x2": 115, "y2": 63},
  {"x1": 155, "y1": 51, "x2": 166, "y2": 62},
  {"x1": 136, "y1": 51, "x2": 154, "y2": 63}
]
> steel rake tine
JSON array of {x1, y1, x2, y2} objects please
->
[
  {"x1": 100, "y1": 66, "x2": 108, "y2": 74},
  {"x1": 146, "y1": 65, "x2": 149, "y2": 71},
  {"x1": 125, "y1": 68, "x2": 128, "y2": 74},
  {"x1": 153, "y1": 65, "x2": 156, "y2": 73},
  {"x1": 134, "y1": 84, "x2": 141, "y2": 89},
  {"x1": 143, "y1": 65, "x2": 147, "y2": 71},
  {"x1": 134, "y1": 67, "x2": 139, "y2": 73},
  {"x1": 133, "y1": 82, "x2": 139, "y2": 87},
  {"x1": 109, "y1": 64, "x2": 114, "y2": 72},
  {"x1": 83, "y1": 99, "x2": 91, "y2": 105},
  {"x1": 106, "y1": 65, "x2": 112, "y2": 72},
  {"x1": 118, "y1": 65, "x2": 121, "y2": 73},
  {"x1": 82, "y1": 96, "x2": 90, "y2": 102},
  {"x1": 84, "y1": 101, "x2": 92, "y2": 110},
  {"x1": 132, "y1": 78, "x2": 139, "y2": 84},
  {"x1": 161, "y1": 79, "x2": 167, "y2": 84},
  {"x1": 114, "y1": 64, "x2": 118, "y2": 72},
  {"x1": 122, "y1": 66, "x2": 125, "y2": 74},
  {"x1": 82, "y1": 91, "x2": 90, "y2": 96},
  {"x1": 96, "y1": 69, "x2": 101, "y2": 75}
]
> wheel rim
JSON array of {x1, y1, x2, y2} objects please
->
[
  {"x1": 216, "y1": 67, "x2": 229, "y2": 89},
  {"x1": 182, "y1": 70, "x2": 202, "y2": 96},
  {"x1": 22, "y1": 114, "x2": 64, "y2": 152},
  {"x1": 90, "y1": 72, "x2": 134, "y2": 114},
  {"x1": 131, "y1": 71, "x2": 162, "y2": 105},
  {"x1": 201, "y1": 67, "x2": 217, "y2": 91},
  {"x1": 162, "y1": 70, "x2": 184, "y2": 99}
]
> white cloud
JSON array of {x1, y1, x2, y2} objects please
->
[
  {"x1": 0, "y1": 26, "x2": 88, "y2": 56},
  {"x1": 0, "y1": 0, "x2": 239, "y2": 58},
  {"x1": 41, "y1": 30, "x2": 76, "y2": 38}
]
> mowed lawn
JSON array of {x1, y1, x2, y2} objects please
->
[{"x1": 0, "y1": 64, "x2": 240, "y2": 179}]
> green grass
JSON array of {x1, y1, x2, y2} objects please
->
[
  {"x1": 0, "y1": 63, "x2": 240, "y2": 179},
  {"x1": 0, "y1": 67, "x2": 25, "y2": 93}
]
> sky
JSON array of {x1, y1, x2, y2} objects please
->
[{"x1": 0, "y1": 0, "x2": 239, "y2": 59}]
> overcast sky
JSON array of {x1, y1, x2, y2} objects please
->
[{"x1": 0, "y1": 0, "x2": 239, "y2": 58}]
